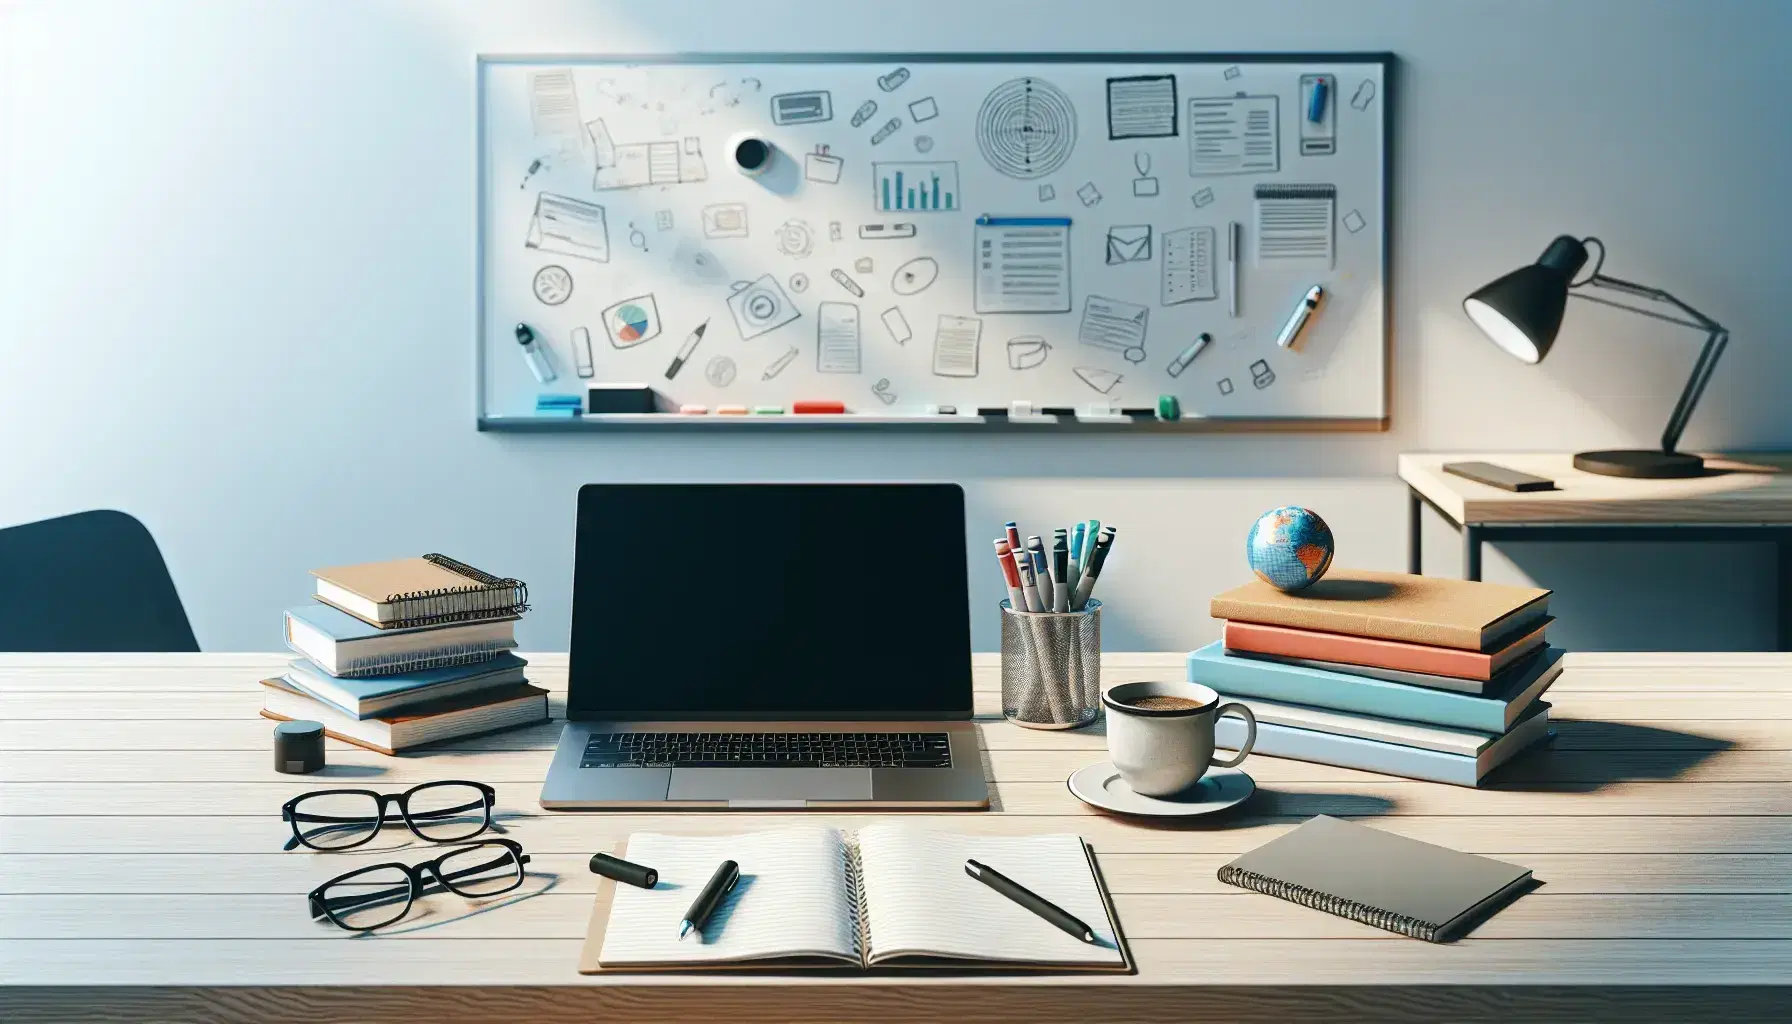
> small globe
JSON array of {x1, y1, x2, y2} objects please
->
[{"x1": 1246, "y1": 506, "x2": 1335, "y2": 592}]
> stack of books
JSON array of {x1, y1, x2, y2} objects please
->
[
  {"x1": 260, "y1": 554, "x2": 549, "y2": 754},
  {"x1": 1191, "y1": 568, "x2": 1562, "y2": 787}
]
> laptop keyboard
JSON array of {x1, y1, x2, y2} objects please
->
[{"x1": 580, "y1": 731, "x2": 952, "y2": 769}]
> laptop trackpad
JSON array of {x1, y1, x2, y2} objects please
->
[{"x1": 669, "y1": 768, "x2": 872, "y2": 802}]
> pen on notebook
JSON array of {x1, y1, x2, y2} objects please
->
[
  {"x1": 1026, "y1": 535, "x2": 1052, "y2": 609},
  {"x1": 1051, "y1": 534, "x2": 1070, "y2": 612},
  {"x1": 663, "y1": 319, "x2": 709, "y2": 380},
  {"x1": 1012, "y1": 548, "x2": 1044, "y2": 612},
  {"x1": 680, "y1": 859, "x2": 740, "y2": 941},
  {"x1": 965, "y1": 859, "x2": 1096, "y2": 944},
  {"x1": 1074, "y1": 526, "x2": 1116, "y2": 610},
  {"x1": 995, "y1": 540, "x2": 1027, "y2": 611}
]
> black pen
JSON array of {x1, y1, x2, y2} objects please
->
[
  {"x1": 679, "y1": 859, "x2": 740, "y2": 941},
  {"x1": 965, "y1": 858, "x2": 1096, "y2": 944}
]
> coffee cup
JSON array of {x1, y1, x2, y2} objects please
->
[{"x1": 1101, "y1": 680, "x2": 1256, "y2": 797}]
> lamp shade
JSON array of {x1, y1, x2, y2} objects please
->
[{"x1": 1462, "y1": 235, "x2": 1589, "y2": 364}]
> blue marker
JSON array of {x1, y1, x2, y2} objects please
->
[
  {"x1": 1307, "y1": 77, "x2": 1329, "y2": 122},
  {"x1": 1068, "y1": 523, "x2": 1087, "y2": 593}
]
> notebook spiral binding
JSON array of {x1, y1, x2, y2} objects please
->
[
  {"x1": 845, "y1": 840, "x2": 870, "y2": 966},
  {"x1": 1216, "y1": 865, "x2": 1442, "y2": 943},
  {"x1": 374, "y1": 553, "x2": 530, "y2": 630}
]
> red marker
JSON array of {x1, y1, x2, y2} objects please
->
[
  {"x1": 793, "y1": 400, "x2": 846, "y2": 414},
  {"x1": 994, "y1": 539, "x2": 1027, "y2": 612}
]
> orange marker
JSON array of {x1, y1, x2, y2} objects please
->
[
  {"x1": 715, "y1": 404, "x2": 750, "y2": 415},
  {"x1": 793, "y1": 400, "x2": 847, "y2": 414}
]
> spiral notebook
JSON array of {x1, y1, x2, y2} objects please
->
[
  {"x1": 578, "y1": 826, "x2": 1132, "y2": 973},
  {"x1": 1218, "y1": 816, "x2": 1534, "y2": 943},
  {"x1": 311, "y1": 554, "x2": 529, "y2": 629}
]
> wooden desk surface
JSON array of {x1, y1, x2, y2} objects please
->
[
  {"x1": 3, "y1": 652, "x2": 1791, "y2": 1022},
  {"x1": 1399, "y1": 452, "x2": 1792, "y2": 525}
]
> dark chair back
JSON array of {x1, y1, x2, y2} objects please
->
[{"x1": 0, "y1": 510, "x2": 199, "y2": 651}]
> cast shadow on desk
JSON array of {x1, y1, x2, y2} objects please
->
[
  {"x1": 1109, "y1": 792, "x2": 1397, "y2": 832},
  {"x1": 349, "y1": 870, "x2": 563, "y2": 938},
  {"x1": 1482, "y1": 718, "x2": 1735, "y2": 793}
]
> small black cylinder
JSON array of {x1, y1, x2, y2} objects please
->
[
  {"x1": 273, "y1": 720, "x2": 325, "y2": 774},
  {"x1": 733, "y1": 136, "x2": 771, "y2": 172},
  {"x1": 590, "y1": 852, "x2": 659, "y2": 889},
  {"x1": 1536, "y1": 235, "x2": 1589, "y2": 277}
]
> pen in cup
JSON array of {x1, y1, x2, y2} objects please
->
[
  {"x1": 994, "y1": 539, "x2": 1027, "y2": 612},
  {"x1": 1050, "y1": 534, "x2": 1070, "y2": 612},
  {"x1": 1026, "y1": 535, "x2": 1052, "y2": 609},
  {"x1": 1073, "y1": 526, "x2": 1116, "y2": 610},
  {"x1": 1012, "y1": 547, "x2": 1045, "y2": 612}
]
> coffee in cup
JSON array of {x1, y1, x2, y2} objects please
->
[{"x1": 1102, "y1": 680, "x2": 1256, "y2": 797}]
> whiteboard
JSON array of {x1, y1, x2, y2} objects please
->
[{"x1": 477, "y1": 53, "x2": 1390, "y2": 430}]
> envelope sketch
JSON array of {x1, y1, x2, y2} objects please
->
[
  {"x1": 525, "y1": 193, "x2": 610, "y2": 262},
  {"x1": 1106, "y1": 224, "x2": 1152, "y2": 264}
]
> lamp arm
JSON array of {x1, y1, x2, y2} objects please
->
[{"x1": 1572, "y1": 274, "x2": 1728, "y2": 456}]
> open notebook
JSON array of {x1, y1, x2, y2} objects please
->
[{"x1": 578, "y1": 825, "x2": 1131, "y2": 972}]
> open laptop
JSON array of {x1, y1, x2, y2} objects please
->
[{"x1": 540, "y1": 482, "x2": 990, "y2": 809}]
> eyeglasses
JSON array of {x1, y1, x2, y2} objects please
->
[
  {"x1": 307, "y1": 839, "x2": 530, "y2": 932},
  {"x1": 281, "y1": 781, "x2": 495, "y2": 851}
]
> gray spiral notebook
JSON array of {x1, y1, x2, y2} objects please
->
[{"x1": 1218, "y1": 816, "x2": 1535, "y2": 942}]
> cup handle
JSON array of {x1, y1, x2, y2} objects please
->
[{"x1": 1209, "y1": 702, "x2": 1256, "y2": 767}]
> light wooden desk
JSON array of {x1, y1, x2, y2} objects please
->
[
  {"x1": 1401, "y1": 452, "x2": 1792, "y2": 649},
  {"x1": 3, "y1": 652, "x2": 1790, "y2": 1022}
]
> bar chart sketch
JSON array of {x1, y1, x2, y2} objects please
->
[{"x1": 873, "y1": 161, "x2": 960, "y2": 213}]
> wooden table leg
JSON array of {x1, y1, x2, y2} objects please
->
[{"x1": 1464, "y1": 525, "x2": 1484, "y2": 582}]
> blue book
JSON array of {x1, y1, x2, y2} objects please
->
[
  {"x1": 1187, "y1": 641, "x2": 1563, "y2": 732},
  {"x1": 283, "y1": 603, "x2": 517, "y2": 678},
  {"x1": 283, "y1": 652, "x2": 528, "y2": 719},
  {"x1": 1214, "y1": 698, "x2": 1553, "y2": 787}
]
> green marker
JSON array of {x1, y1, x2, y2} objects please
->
[
  {"x1": 753, "y1": 405, "x2": 784, "y2": 415},
  {"x1": 1158, "y1": 394, "x2": 1182, "y2": 421}
]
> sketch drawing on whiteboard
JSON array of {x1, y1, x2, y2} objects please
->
[
  {"x1": 654, "y1": 209, "x2": 673, "y2": 231},
  {"x1": 586, "y1": 119, "x2": 707, "y2": 190},
  {"x1": 877, "y1": 67, "x2": 911, "y2": 92},
  {"x1": 776, "y1": 219, "x2": 816, "y2": 258},
  {"x1": 770, "y1": 90, "x2": 833, "y2": 125},
  {"x1": 761, "y1": 345, "x2": 799, "y2": 380},
  {"x1": 1161, "y1": 226, "x2": 1218, "y2": 305},
  {"x1": 977, "y1": 76, "x2": 1077, "y2": 179},
  {"x1": 1218, "y1": 377, "x2": 1235, "y2": 395},
  {"x1": 1077, "y1": 181, "x2": 1102, "y2": 207},
  {"x1": 974, "y1": 216, "x2": 1071, "y2": 314},
  {"x1": 726, "y1": 274, "x2": 801, "y2": 340},
  {"x1": 829, "y1": 268, "x2": 865, "y2": 297},
  {"x1": 871, "y1": 378, "x2": 899, "y2": 405},
  {"x1": 1251, "y1": 358, "x2": 1276, "y2": 389},
  {"x1": 1007, "y1": 335, "x2": 1051, "y2": 370},
  {"x1": 908, "y1": 96, "x2": 940, "y2": 122},
  {"x1": 880, "y1": 306, "x2": 912, "y2": 345},
  {"x1": 1073, "y1": 366, "x2": 1123, "y2": 394},
  {"x1": 817, "y1": 302, "x2": 863, "y2": 374},
  {"x1": 914, "y1": 135, "x2": 934, "y2": 153},
  {"x1": 1105, "y1": 224, "x2": 1152, "y2": 265},
  {"x1": 851, "y1": 100, "x2": 879, "y2": 127},
  {"x1": 1078, "y1": 294, "x2": 1149, "y2": 364},
  {"x1": 1187, "y1": 95, "x2": 1279, "y2": 175},
  {"x1": 532, "y1": 265, "x2": 573, "y2": 306},
  {"x1": 705, "y1": 355, "x2": 738, "y2": 387},
  {"x1": 701, "y1": 203, "x2": 749, "y2": 239},
  {"x1": 892, "y1": 256, "x2": 940, "y2": 296},
  {"x1": 529, "y1": 69, "x2": 580, "y2": 138},
  {"x1": 870, "y1": 118, "x2": 902, "y2": 146},
  {"x1": 571, "y1": 326, "x2": 595, "y2": 378},
  {"x1": 602, "y1": 294, "x2": 662, "y2": 350},
  {"x1": 805, "y1": 145, "x2": 844, "y2": 184},
  {"x1": 525, "y1": 194, "x2": 609, "y2": 263},
  {"x1": 1132, "y1": 153, "x2": 1160, "y2": 196},
  {"x1": 788, "y1": 272, "x2": 810, "y2": 293},
  {"x1": 933, "y1": 315, "x2": 983, "y2": 378},
  {"x1": 1037, "y1": 183, "x2": 1055, "y2": 202},
  {"x1": 1343, "y1": 208, "x2": 1367, "y2": 234},
  {"x1": 1350, "y1": 79, "x2": 1377, "y2": 111},
  {"x1": 1106, "y1": 75, "x2": 1178, "y2": 139},
  {"x1": 1254, "y1": 183, "x2": 1336, "y2": 269},
  {"x1": 1192, "y1": 186, "x2": 1215, "y2": 208}
]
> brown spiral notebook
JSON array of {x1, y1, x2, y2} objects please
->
[{"x1": 311, "y1": 554, "x2": 528, "y2": 629}]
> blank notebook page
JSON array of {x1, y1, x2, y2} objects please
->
[
  {"x1": 599, "y1": 828, "x2": 858, "y2": 965},
  {"x1": 855, "y1": 825, "x2": 1123, "y2": 965}
]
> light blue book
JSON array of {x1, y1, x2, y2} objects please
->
[
  {"x1": 283, "y1": 603, "x2": 518, "y2": 678},
  {"x1": 1187, "y1": 641, "x2": 1563, "y2": 732},
  {"x1": 283, "y1": 652, "x2": 528, "y2": 720},
  {"x1": 1216, "y1": 701, "x2": 1552, "y2": 788}
]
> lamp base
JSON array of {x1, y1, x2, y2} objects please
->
[{"x1": 1572, "y1": 449, "x2": 1706, "y2": 479}]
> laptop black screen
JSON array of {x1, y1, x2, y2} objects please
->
[{"x1": 568, "y1": 483, "x2": 973, "y2": 721}]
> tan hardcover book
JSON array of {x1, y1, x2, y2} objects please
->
[
  {"x1": 1223, "y1": 619, "x2": 1550, "y2": 681},
  {"x1": 311, "y1": 554, "x2": 528, "y2": 629},
  {"x1": 1210, "y1": 568, "x2": 1550, "y2": 651}
]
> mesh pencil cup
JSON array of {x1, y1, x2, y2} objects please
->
[{"x1": 1000, "y1": 599, "x2": 1101, "y2": 730}]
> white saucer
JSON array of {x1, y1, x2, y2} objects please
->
[{"x1": 1066, "y1": 762, "x2": 1256, "y2": 818}]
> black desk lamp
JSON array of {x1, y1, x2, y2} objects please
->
[{"x1": 1463, "y1": 235, "x2": 1728, "y2": 478}]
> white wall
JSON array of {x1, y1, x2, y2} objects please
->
[{"x1": 3, "y1": 0, "x2": 1788, "y2": 652}]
